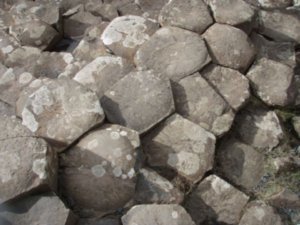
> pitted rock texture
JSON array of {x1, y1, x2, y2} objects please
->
[{"x1": 60, "y1": 124, "x2": 140, "y2": 217}]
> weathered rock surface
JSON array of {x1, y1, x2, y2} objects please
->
[
  {"x1": 135, "y1": 168, "x2": 184, "y2": 204},
  {"x1": 202, "y1": 65, "x2": 251, "y2": 110},
  {"x1": 122, "y1": 204, "x2": 196, "y2": 225},
  {"x1": 135, "y1": 0, "x2": 169, "y2": 21},
  {"x1": 216, "y1": 138, "x2": 265, "y2": 190},
  {"x1": 87, "y1": 3, "x2": 118, "y2": 21},
  {"x1": 143, "y1": 114, "x2": 216, "y2": 183},
  {"x1": 173, "y1": 73, "x2": 235, "y2": 136},
  {"x1": 101, "y1": 70, "x2": 174, "y2": 134},
  {"x1": 205, "y1": 0, "x2": 256, "y2": 33},
  {"x1": 0, "y1": 100, "x2": 14, "y2": 116},
  {"x1": 20, "y1": 77, "x2": 105, "y2": 150},
  {"x1": 0, "y1": 194, "x2": 77, "y2": 225},
  {"x1": 292, "y1": 116, "x2": 300, "y2": 138},
  {"x1": 135, "y1": 26, "x2": 211, "y2": 81},
  {"x1": 101, "y1": 15, "x2": 159, "y2": 60},
  {"x1": 239, "y1": 201, "x2": 284, "y2": 225},
  {"x1": 267, "y1": 188, "x2": 300, "y2": 209},
  {"x1": 258, "y1": 10, "x2": 300, "y2": 43},
  {"x1": 203, "y1": 23, "x2": 256, "y2": 72},
  {"x1": 0, "y1": 115, "x2": 57, "y2": 204},
  {"x1": 257, "y1": 0, "x2": 293, "y2": 8},
  {"x1": 0, "y1": 30, "x2": 20, "y2": 63},
  {"x1": 60, "y1": 124, "x2": 140, "y2": 217},
  {"x1": 185, "y1": 175, "x2": 249, "y2": 225},
  {"x1": 73, "y1": 56, "x2": 133, "y2": 97},
  {"x1": 234, "y1": 106, "x2": 284, "y2": 149},
  {"x1": 77, "y1": 217, "x2": 120, "y2": 225},
  {"x1": 158, "y1": 0, "x2": 213, "y2": 34}
]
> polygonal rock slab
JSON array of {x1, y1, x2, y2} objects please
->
[
  {"x1": 234, "y1": 106, "x2": 284, "y2": 149},
  {"x1": 21, "y1": 77, "x2": 105, "y2": 151},
  {"x1": 0, "y1": 194, "x2": 77, "y2": 225},
  {"x1": 202, "y1": 64, "x2": 251, "y2": 110},
  {"x1": 9, "y1": 19, "x2": 60, "y2": 50},
  {"x1": 143, "y1": 114, "x2": 216, "y2": 182},
  {"x1": 239, "y1": 201, "x2": 284, "y2": 225},
  {"x1": 203, "y1": 23, "x2": 256, "y2": 72},
  {"x1": 135, "y1": 26, "x2": 211, "y2": 81},
  {"x1": 101, "y1": 15, "x2": 159, "y2": 60},
  {"x1": 73, "y1": 56, "x2": 134, "y2": 97},
  {"x1": 185, "y1": 175, "x2": 249, "y2": 225},
  {"x1": 251, "y1": 32, "x2": 296, "y2": 68},
  {"x1": 216, "y1": 138, "x2": 265, "y2": 190},
  {"x1": 135, "y1": 168, "x2": 184, "y2": 204},
  {"x1": 173, "y1": 73, "x2": 235, "y2": 136},
  {"x1": 0, "y1": 115, "x2": 57, "y2": 204},
  {"x1": 205, "y1": 0, "x2": 256, "y2": 33},
  {"x1": 60, "y1": 124, "x2": 140, "y2": 217},
  {"x1": 258, "y1": 10, "x2": 300, "y2": 43},
  {"x1": 247, "y1": 58, "x2": 296, "y2": 106},
  {"x1": 158, "y1": 0, "x2": 213, "y2": 33},
  {"x1": 101, "y1": 70, "x2": 174, "y2": 134},
  {"x1": 122, "y1": 204, "x2": 196, "y2": 225},
  {"x1": 258, "y1": 0, "x2": 293, "y2": 9}
]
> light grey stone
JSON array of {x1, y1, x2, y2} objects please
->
[{"x1": 135, "y1": 0, "x2": 169, "y2": 21}]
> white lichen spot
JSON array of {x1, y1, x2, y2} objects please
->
[
  {"x1": 91, "y1": 164, "x2": 106, "y2": 177},
  {"x1": 126, "y1": 154, "x2": 133, "y2": 161},
  {"x1": 0, "y1": 68, "x2": 15, "y2": 85},
  {"x1": 211, "y1": 176, "x2": 231, "y2": 194},
  {"x1": 113, "y1": 147, "x2": 123, "y2": 157},
  {"x1": 2, "y1": 45, "x2": 13, "y2": 54},
  {"x1": 171, "y1": 211, "x2": 178, "y2": 219},
  {"x1": 120, "y1": 130, "x2": 128, "y2": 136},
  {"x1": 22, "y1": 108, "x2": 39, "y2": 132},
  {"x1": 18, "y1": 72, "x2": 33, "y2": 84},
  {"x1": 127, "y1": 168, "x2": 135, "y2": 179},
  {"x1": 109, "y1": 91, "x2": 115, "y2": 96},
  {"x1": 255, "y1": 207, "x2": 266, "y2": 221},
  {"x1": 29, "y1": 79, "x2": 42, "y2": 88},
  {"x1": 110, "y1": 131, "x2": 120, "y2": 140},
  {"x1": 63, "y1": 53, "x2": 74, "y2": 64},
  {"x1": 32, "y1": 158, "x2": 47, "y2": 179},
  {"x1": 112, "y1": 166, "x2": 122, "y2": 177},
  {"x1": 167, "y1": 152, "x2": 200, "y2": 176},
  {"x1": 29, "y1": 85, "x2": 54, "y2": 115},
  {"x1": 87, "y1": 139, "x2": 98, "y2": 149}
]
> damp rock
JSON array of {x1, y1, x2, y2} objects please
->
[
  {"x1": 60, "y1": 124, "x2": 140, "y2": 217},
  {"x1": 158, "y1": 0, "x2": 213, "y2": 33},
  {"x1": 203, "y1": 23, "x2": 256, "y2": 72},
  {"x1": 20, "y1": 77, "x2": 105, "y2": 151},
  {"x1": 173, "y1": 73, "x2": 235, "y2": 136},
  {"x1": 135, "y1": 168, "x2": 184, "y2": 204},
  {"x1": 101, "y1": 70, "x2": 174, "y2": 134},
  {"x1": 101, "y1": 15, "x2": 159, "y2": 60},
  {"x1": 202, "y1": 64, "x2": 251, "y2": 110},
  {"x1": 0, "y1": 115, "x2": 57, "y2": 204},
  {"x1": 135, "y1": 26, "x2": 211, "y2": 81},
  {"x1": 122, "y1": 204, "x2": 196, "y2": 225},
  {"x1": 216, "y1": 138, "x2": 265, "y2": 191},
  {"x1": 185, "y1": 175, "x2": 249, "y2": 225},
  {"x1": 0, "y1": 194, "x2": 77, "y2": 225},
  {"x1": 73, "y1": 56, "x2": 134, "y2": 97},
  {"x1": 142, "y1": 114, "x2": 216, "y2": 183},
  {"x1": 247, "y1": 58, "x2": 296, "y2": 107}
]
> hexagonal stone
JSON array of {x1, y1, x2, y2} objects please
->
[
  {"x1": 135, "y1": 26, "x2": 211, "y2": 81},
  {"x1": 258, "y1": 10, "x2": 300, "y2": 43},
  {"x1": 173, "y1": 73, "x2": 235, "y2": 136},
  {"x1": 101, "y1": 70, "x2": 174, "y2": 134},
  {"x1": 158, "y1": 0, "x2": 213, "y2": 33},
  {"x1": 203, "y1": 23, "x2": 256, "y2": 72},
  {"x1": 73, "y1": 56, "x2": 134, "y2": 97},
  {"x1": 143, "y1": 114, "x2": 216, "y2": 182},
  {"x1": 135, "y1": 0, "x2": 169, "y2": 20},
  {"x1": 122, "y1": 204, "x2": 196, "y2": 225},
  {"x1": 0, "y1": 194, "x2": 77, "y2": 225},
  {"x1": 0, "y1": 115, "x2": 57, "y2": 204},
  {"x1": 205, "y1": 0, "x2": 256, "y2": 33},
  {"x1": 247, "y1": 58, "x2": 296, "y2": 106},
  {"x1": 257, "y1": 0, "x2": 293, "y2": 8},
  {"x1": 216, "y1": 138, "x2": 265, "y2": 190},
  {"x1": 135, "y1": 168, "x2": 184, "y2": 204},
  {"x1": 9, "y1": 19, "x2": 61, "y2": 50},
  {"x1": 60, "y1": 124, "x2": 140, "y2": 217},
  {"x1": 20, "y1": 77, "x2": 105, "y2": 151},
  {"x1": 185, "y1": 175, "x2": 249, "y2": 225},
  {"x1": 251, "y1": 32, "x2": 296, "y2": 68},
  {"x1": 202, "y1": 64, "x2": 251, "y2": 110},
  {"x1": 101, "y1": 15, "x2": 159, "y2": 60},
  {"x1": 239, "y1": 201, "x2": 284, "y2": 225},
  {"x1": 234, "y1": 106, "x2": 284, "y2": 149}
]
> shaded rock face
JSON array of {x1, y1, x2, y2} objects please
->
[
  {"x1": 20, "y1": 77, "x2": 105, "y2": 151},
  {"x1": 143, "y1": 114, "x2": 216, "y2": 183},
  {"x1": 101, "y1": 70, "x2": 174, "y2": 134},
  {"x1": 185, "y1": 175, "x2": 249, "y2": 225},
  {"x1": 0, "y1": 115, "x2": 57, "y2": 204},
  {"x1": 135, "y1": 26, "x2": 211, "y2": 82},
  {"x1": 122, "y1": 204, "x2": 196, "y2": 225},
  {"x1": 173, "y1": 73, "x2": 235, "y2": 136},
  {"x1": 60, "y1": 124, "x2": 140, "y2": 217},
  {"x1": 0, "y1": 194, "x2": 77, "y2": 225}
]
